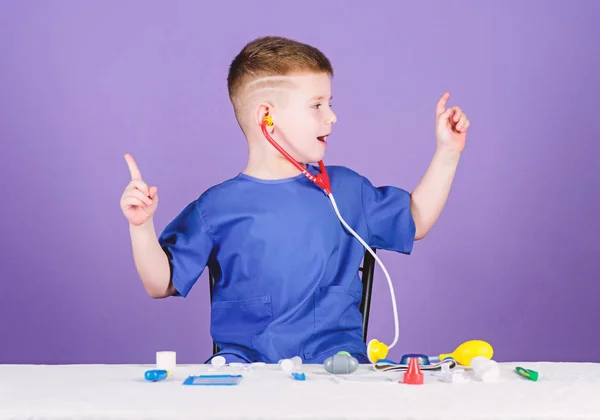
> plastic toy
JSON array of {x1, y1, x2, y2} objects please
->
[
  {"x1": 279, "y1": 356, "x2": 302, "y2": 373},
  {"x1": 182, "y1": 374, "x2": 243, "y2": 386},
  {"x1": 470, "y1": 356, "x2": 501, "y2": 382},
  {"x1": 374, "y1": 358, "x2": 457, "y2": 372},
  {"x1": 367, "y1": 339, "x2": 390, "y2": 364},
  {"x1": 439, "y1": 367, "x2": 469, "y2": 383},
  {"x1": 144, "y1": 369, "x2": 168, "y2": 382},
  {"x1": 515, "y1": 366, "x2": 538, "y2": 381},
  {"x1": 437, "y1": 340, "x2": 493, "y2": 366},
  {"x1": 403, "y1": 358, "x2": 423, "y2": 385},
  {"x1": 400, "y1": 353, "x2": 431, "y2": 365},
  {"x1": 210, "y1": 355, "x2": 226, "y2": 370},
  {"x1": 323, "y1": 352, "x2": 359, "y2": 374}
]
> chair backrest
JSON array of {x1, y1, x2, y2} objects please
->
[{"x1": 209, "y1": 248, "x2": 376, "y2": 355}]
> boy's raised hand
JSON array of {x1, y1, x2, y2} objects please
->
[
  {"x1": 435, "y1": 92, "x2": 470, "y2": 154},
  {"x1": 120, "y1": 153, "x2": 158, "y2": 226}
]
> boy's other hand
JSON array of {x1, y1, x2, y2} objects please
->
[
  {"x1": 120, "y1": 153, "x2": 159, "y2": 226},
  {"x1": 435, "y1": 92, "x2": 470, "y2": 154}
]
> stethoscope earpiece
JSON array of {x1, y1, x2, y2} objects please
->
[{"x1": 263, "y1": 115, "x2": 274, "y2": 126}]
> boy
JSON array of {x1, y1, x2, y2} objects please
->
[{"x1": 120, "y1": 36, "x2": 470, "y2": 364}]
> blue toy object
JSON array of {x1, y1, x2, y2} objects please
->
[
  {"x1": 144, "y1": 369, "x2": 168, "y2": 382},
  {"x1": 182, "y1": 374, "x2": 243, "y2": 386},
  {"x1": 399, "y1": 353, "x2": 431, "y2": 365},
  {"x1": 374, "y1": 358, "x2": 457, "y2": 372}
]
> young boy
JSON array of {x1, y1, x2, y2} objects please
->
[{"x1": 120, "y1": 36, "x2": 470, "y2": 364}]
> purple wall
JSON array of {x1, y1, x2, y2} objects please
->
[{"x1": 1, "y1": 1, "x2": 599, "y2": 364}]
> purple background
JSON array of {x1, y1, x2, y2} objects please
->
[{"x1": 1, "y1": 1, "x2": 599, "y2": 364}]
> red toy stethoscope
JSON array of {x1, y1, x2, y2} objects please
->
[{"x1": 260, "y1": 115, "x2": 398, "y2": 363}]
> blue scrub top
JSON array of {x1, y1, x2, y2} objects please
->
[{"x1": 158, "y1": 165, "x2": 415, "y2": 364}]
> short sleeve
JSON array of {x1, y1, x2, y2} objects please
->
[
  {"x1": 361, "y1": 176, "x2": 416, "y2": 254},
  {"x1": 158, "y1": 200, "x2": 214, "y2": 297}
]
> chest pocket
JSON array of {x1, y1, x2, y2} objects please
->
[{"x1": 210, "y1": 295, "x2": 274, "y2": 349}]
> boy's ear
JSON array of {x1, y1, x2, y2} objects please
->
[{"x1": 256, "y1": 102, "x2": 275, "y2": 133}]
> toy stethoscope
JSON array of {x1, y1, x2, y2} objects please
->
[{"x1": 260, "y1": 115, "x2": 396, "y2": 363}]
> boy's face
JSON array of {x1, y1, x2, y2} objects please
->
[{"x1": 265, "y1": 73, "x2": 337, "y2": 164}]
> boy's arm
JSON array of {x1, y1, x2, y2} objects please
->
[
  {"x1": 129, "y1": 220, "x2": 176, "y2": 298},
  {"x1": 410, "y1": 92, "x2": 471, "y2": 240},
  {"x1": 120, "y1": 154, "x2": 175, "y2": 298},
  {"x1": 120, "y1": 153, "x2": 212, "y2": 299}
]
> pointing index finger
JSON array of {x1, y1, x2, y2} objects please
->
[
  {"x1": 436, "y1": 92, "x2": 450, "y2": 118},
  {"x1": 124, "y1": 153, "x2": 142, "y2": 180}
]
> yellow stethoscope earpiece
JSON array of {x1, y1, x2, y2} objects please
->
[
  {"x1": 263, "y1": 115, "x2": 274, "y2": 126},
  {"x1": 367, "y1": 339, "x2": 390, "y2": 363}
]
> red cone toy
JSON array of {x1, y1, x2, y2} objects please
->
[{"x1": 403, "y1": 357, "x2": 424, "y2": 385}]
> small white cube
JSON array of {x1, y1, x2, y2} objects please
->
[{"x1": 440, "y1": 368, "x2": 470, "y2": 383}]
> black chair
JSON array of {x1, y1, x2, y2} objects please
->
[{"x1": 209, "y1": 249, "x2": 376, "y2": 355}]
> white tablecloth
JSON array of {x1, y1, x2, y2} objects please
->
[{"x1": 0, "y1": 362, "x2": 598, "y2": 419}]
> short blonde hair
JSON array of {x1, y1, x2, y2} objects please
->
[{"x1": 227, "y1": 36, "x2": 334, "y2": 104}]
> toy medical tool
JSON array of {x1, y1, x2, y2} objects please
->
[
  {"x1": 471, "y1": 356, "x2": 501, "y2": 382},
  {"x1": 400, "y1": 353, "x2": 431, "y2": 365},
  {"x1": 436, "y1": 340, "x2": 494, "y2": 366},
  {"x1": 323, "y1": 352, "x2": 359, "y2": 374},
  {"x1": 279, "y1": 356, "x2": 302, "y2": 373},
  {"x1": 374, "y1": 357, "x2": 457, "y2": 373},
  {"x1": 156, "y1": 351, "x2": 176, "y2": 371},
  {"x1": 183, "y1": 374, "x2": 243, "y2": 386},
  {"x1": 390, "y1": 340, "x2": 493, "y2": 369},
  {"x1": 515, "y1": 366, "x2": 539, "y2": 382},
  {"x1": 211, "y1": 355, "x2": 226, "y2": 370},
  {"x1": 144, "y1": 369, "x2": 168, "y2": 382},
  {"x1": 145, "y1": 351, "x2": 177, "y2": 382},
  {"x1": 261, "y1": 116, "x2": 399, "y2": 363},
  {"x1": 402, "y1": 357, "x2": 424, "y2": 385},
  {"x1": 439, "y1": 367, "x2": 469, "y2": 383}
]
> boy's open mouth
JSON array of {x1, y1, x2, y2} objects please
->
[{"x1": 317, "y1": 135, "x2": 328, "y2": 143}]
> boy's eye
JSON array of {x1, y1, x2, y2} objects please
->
[{"x1": 312, "y1": 103, "x2": 332, "y2": 109}]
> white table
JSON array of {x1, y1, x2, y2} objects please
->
[{"x1": 0, "y1": 362, "x2": 598, "y2": 419}]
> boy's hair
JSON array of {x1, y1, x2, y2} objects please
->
[{"x1": 227, "y1": 36, "x2": 334, "y2": 106}]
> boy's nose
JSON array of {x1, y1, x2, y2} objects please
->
[{"x1": 327, "y1": 109, "x2": 337, "y2": 125}]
